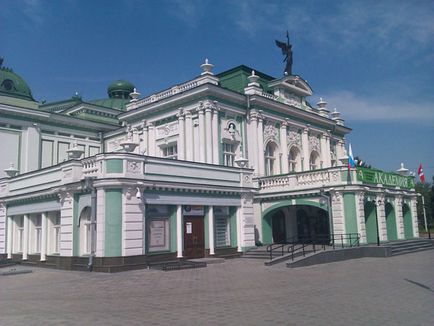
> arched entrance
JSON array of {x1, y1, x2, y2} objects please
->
[
  {"x1": 402, "y1": 203, "x2": 413, "y2": 239},
  {"x1": 263, "y1": 203, "x2": 329, "y2": 245},
  {"x1": 364, "y1": 201, "x2": 378, "y2": 244},
  {"x1": 385, "y1": 203, "x2": 398, "y2": 241}
]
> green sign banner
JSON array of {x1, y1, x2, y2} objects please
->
[{"x1": 356, "y1": 167, "x2": 415, "y2": 189}]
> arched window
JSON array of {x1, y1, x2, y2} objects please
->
[
  {"x1": 309, "y1": 151, "x2": 320, "y2": 170},
  {"x1": 288, "y1": 146, "x2": 301, "y2": 172},
  {"x1": 79, "y1": 207, "x2": 91, "y2": 256},
  {"x1": 265, "y1": 142, "x2": 277, "y2": 176}
]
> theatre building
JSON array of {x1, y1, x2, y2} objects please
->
[{"x1": 0, "y1": 54, "x2": 419, "y2": 271}]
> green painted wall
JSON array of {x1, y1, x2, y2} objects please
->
[
  {"x1": 364, "y1": 202, "x2": 378, "y2": 244},
  {"x1": 343, "y1": 193, "x2": 358, "y2": 235},
  {"x1": 385, "y1": 203, "x2": 398, "y2": 241},
  {"x1": 230, "y1": 207, "x2": 237, "y2": 248},
  {"x1": 403, "y1": 204, "x2": 414, "y2": 239},
  {"x1": 106, "y1": 159, "x2": 123, "y2": 173},
  {"x1": 169, "y1": 206, "x2": 177, "y2": 253},
  {"x1": 104, "y1": 189, "x2": 122, "y2": 256}
]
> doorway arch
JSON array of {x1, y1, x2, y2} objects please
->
[
  {"x1": 364, "y1": 201, "x2": 378, "y2": 244},
  {"x1": 385, "y1": 202, "x2": 397, "y2": 241},
  {"x1": 402, "y1": 203, "x2": 413, "y2": 239}
]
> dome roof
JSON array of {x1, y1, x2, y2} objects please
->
[
  {"x1": 107, "y1": 80, "x2": 135, "y2": 99},
  {"x1": 0, "y1": 59, "x2": 34, "y2": 101}
]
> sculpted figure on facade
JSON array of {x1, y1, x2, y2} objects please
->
[{"x1": 263, "y1": 121, "x2": 278, "y2": 142}]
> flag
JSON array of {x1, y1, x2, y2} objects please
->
[
  {"x1": 418, "y1": 163, "x2": 425, "y2": 183},
  {"x1": 348, "y1": 143, "x2": 356, "y2": 170}
]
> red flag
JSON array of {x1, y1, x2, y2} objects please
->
[{"x1": 418, "y1": 163, "x2": 425, "y2": 183}]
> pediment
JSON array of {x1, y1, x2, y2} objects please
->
[{"x1": 268, "y1": 75, "x2": 313, "y2": 97}]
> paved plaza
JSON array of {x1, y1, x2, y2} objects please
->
[{"x1": 1, "y1": 251, "x2": 433, "y2": 326}]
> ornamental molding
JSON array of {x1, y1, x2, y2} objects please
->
[
  {"x1": 241, "y1": 192, "x2": 253, "y2": 205},
  {"x1": 309, "y1": 135, "x2": 320, "y2": 153},
  {"x1": 126, "y1": 160, "x2": 141, "y2": 174},
  {"x1": 331, "y1": 191, "x2": 342, "y2": 203},
  {"x1": 156, "y1": 121, "x2": 178, "y2": 140},
  {"x1": 0, "y1": 202, "x2": 5, "y2": 214},
  {"x1": 287, "y1": 129, "x2": 302, "y2": 149},
  {"x1": 221, "y1": 119, "x2": 241, "y2": 142},
  {"x1": 199, "y1": 99, "x2": 218, "y2": 112},
  {"x1": 58, "y1": 192, "x2": 72, "y2": 205},
  {"x1": 263, "y1": 122, "x2": 278, "y2": 142}
]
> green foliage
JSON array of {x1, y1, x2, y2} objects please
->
[{"x1": 415, "y1": 180, "x2": 433, "y2": 227}]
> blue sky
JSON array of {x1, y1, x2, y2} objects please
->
[{"x1": 1, "y1": 0, "x2": 433, "y2": 180}]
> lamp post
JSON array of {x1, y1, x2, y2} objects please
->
[
  {"x1": 372, "y1": 198, "x2": 382, "y2": 246},
  {"x1": 417, "y1": 193, "x2": 431, "y2": 239}
]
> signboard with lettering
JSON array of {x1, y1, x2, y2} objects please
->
[
  {"x1": 149, "y1": 220, "x2": 167, "y2": 248},
  {"x1": 356, "y1": 167, "x2": 415, "y2": 189}
]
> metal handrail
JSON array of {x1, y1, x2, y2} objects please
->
[{"x1": 266, "y1": 233, "x2": 361, "y2": 261}]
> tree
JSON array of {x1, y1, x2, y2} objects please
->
[{"x1": 415, "y1": 180, "x2": 433, "y2": 229}]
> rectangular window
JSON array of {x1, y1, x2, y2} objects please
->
[
  {"x1": 162, "y1": 144, "x2": 178, "y2": 159},
  {"x1": 35, "y1": 215, "x2": 42, "y2": 253},
  {"x1": 223, "y1": 143, "x2": 236, "y2": 167},
  {"x1": 41, "y1": 139, "x2": 54, "y2": 168},
  {"x1": 53, "y1": 214, "x2": 61, "y2": 254},
  {"x1": 215, "y1": 216, "x2": 230, "y2": 247}
]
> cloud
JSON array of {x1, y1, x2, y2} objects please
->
[
  {"x1": 169, "y1": 0, "x2": 207, "y2": 28},
  {"x1": 323, "y1": 90, "x2": 434, "y2": 125}
]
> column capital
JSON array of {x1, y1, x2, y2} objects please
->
[{"x1": 177, "y1": 108, "x2": 185, "y2": 119}]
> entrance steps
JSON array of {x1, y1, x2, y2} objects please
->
[
  {"x1": 387, "y1": 239, "x2": 434, "y2": 256},
  {"x1": 242, "y1": 246, "x2": 278, "y2": 260}
]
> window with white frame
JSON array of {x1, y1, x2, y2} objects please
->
[
  {"x1": 214, "y1": 207, "x2": 230, "y2": 247},
  {"x1": 34, "y1": 215, "x2": 42, "y2": 253},
  {"x1": 309, "y1": 151, "x2": 320, "y2": 170},
  {"x1": 288, "y1": 146, "x2": 301, "y2": 172},
  {"x1": 223, "y1": 142, "x2": 236, "y2": 167},
  {"x1": 53, "y1": 213, "x2": 61, "y2": 254},
  {"x1": 15, "y1": 216, "x2": 24, "y2": 252},
  {"x1": 79, "y1": 207, "x2": 91, "y2": 255},
  {"x1": 265, "y1": 142, "x2": 277, "y2": 176},
  {"x1": 161, "y1": 143, "x2": 178, "y2": 159}
]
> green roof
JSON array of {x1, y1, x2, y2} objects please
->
[
  {"x1": 0, "y1": 59, "x2": 35, "y2": 101},
  {"x1": 217, "y1": 65, "x2": 274, "y2": 94},
  {"x1": 89, "y1": 98, "x2": 129, "y2": 111}
]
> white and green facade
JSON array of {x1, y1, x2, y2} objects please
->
[{"x1": 0, "y1": 58, "x2": 418, "y2": 271}]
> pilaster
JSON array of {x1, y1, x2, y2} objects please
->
[
  {"x1": 376, "y1": 194, "x2": 387, "y2": 241},
  {"x1": 257, "y1": 113, "x2": 265, "y2": 176},
  {"x1": 301, "y1": 127, "x2": 310, "y2": 171},
  {"x1": 177, "y1": 109, "x2": 185, "y2": 160},
  {"x1": 355, "y1": 191, "x2": 367, "y2": 243},
  {"x1": 40, "y1": 212, "x2": 47, "y2": 261},
  {"x1": 176, "y1": 205, "x2": 183, "y2": 258},
  {"x1": 395, "y1": 196, "x2": 405, "y2": 239},
  {"x1": 205, "y1": 106, "x2": 213, "y2": 163},
  {"x1": 208, "y1": 206, "x2": 215, "y2": 255},
  {"x1": 410, "y1": 197, "x2": 419, "y2": 237},
  {"x1": 197, "y1": 106, "x2": 206, "y2": 163},
  {"x1": 22, "y1": 214, "x2": 29, "y2": 260},
  {"x1": 7, "y1": 214, "x2": 12, "y2": 258},
  {"x1": 212, "y1": 108, "x2": 219, "y2": 164},
  {"x1": 148, "y1": 122, "x2": 155, "y2": 156},
  {"x1": 280, "y1": 121, "x2": 289, "y2": 174},
  {"x1": 59, "y1": 192, "x2": 74, "y2": 257}
]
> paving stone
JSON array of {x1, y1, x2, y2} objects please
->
[{"x1": 0, "y1": 251, "x2": 433, "y2": 325}]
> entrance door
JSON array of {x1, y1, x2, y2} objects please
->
[
  {"x1": 184, "y1": 216, "x2": 205, "y2": 258},
  {"x1": 272, "y1": 211, "x2": 286, "y2": 243}
]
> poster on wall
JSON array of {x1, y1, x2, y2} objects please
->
[{"x1": 149, "y1": 220, "x2": 166, "y2": 248}]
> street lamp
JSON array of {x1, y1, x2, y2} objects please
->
[
  {"x1": 417, "y1": 193, "x2": 431, "y2": 239},
  {"x1": 372, "y1": 198, "x2": 382, "y2": 246}
]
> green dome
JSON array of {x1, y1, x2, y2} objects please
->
[
  {"x1": 0, "y1": 59, "x2": 34, "y2": 101},
  {"x1": 107, "y1": 80, "x2": 135, "y2": 99}
]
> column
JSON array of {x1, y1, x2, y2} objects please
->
[
  {"x1": 40, "y1": 212, "x2": 47, "y2": 261},
  {"x1": 324, "y1": 131, "x2": 332, "y2": 167},
  {"x1": 7, "y1": 216, "x2": 13, "y2": 259},
  {"x1": 142, "y1": 121, "x2": 148, "y2": 155},
  {"x1": 355, "y1": 191, "x2": 366, "y2": 243},
  {"x1": 148, "y1": 123, "x2": 155, "y2": 156},
  {"x1": 410, "y1": 197, "x2": 419, "y2": 237},
  {"x1": 320, "y1": 133, "x2": 331, "y2": 168},
  {"x1": 22, "y1": 214, "x2": 29, "y2": 260},
  {"x1": 205, "y1": 107, "x2": 213, "y2": 163},
  {"x1": 301, "y1": 127, "x2": 310, "y2": 171},
  {"x1": 249, "y1": 112, "x2": 258, "y2": 173},
  {"x1": 236, "y1": 206, "x2": 242, "y2": 252},
  {"x1": 177, "y1": 110, "x2": 185, "y2": 160},
  {"x1": 280, "y1": 121, "x2": 289, "y2": 174},
  {"x1": 176, "y1": 205, "x2": 183, "y2": 258},
  {"x1": 198, "y1": 107, "x2": 206, "y2": 163},
  {"x1": 212, "y1": 108, "x2": 219, "y2": 164},
  {"x1": 208, "y1": 206, "x2": 215, "y2": 255},
  {"x1": 395, "y1": 196, "x2": 405, "y2": 239},
  {"x1": 257, "y1": 114, "x2": 265, "y2": 176},
  {"x1": 185, "y1": 110, "x2": 194, "y2": 161},
  {"x1": 376, "y1": 196, "x2": 387, "y2": 242}
]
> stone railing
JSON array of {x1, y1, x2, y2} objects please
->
[
  {"x1": 82, "y1": 157, "x2": 99, "y2": 176},
  {"x1": 258, "y1": 167, "x2": 344, "y2": 194},
  {"x1": 127, "y1": 75, "x2": 219, "y2": 111}
]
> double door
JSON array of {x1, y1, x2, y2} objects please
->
[{"x1": 183, "y1": 216, "x2": 205, "y2": 258}]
